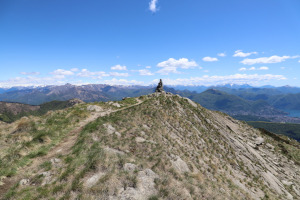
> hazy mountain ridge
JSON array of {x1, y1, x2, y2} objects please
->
[{"x1": 0, "y1": 93, "x2": 299, "y2": 199}]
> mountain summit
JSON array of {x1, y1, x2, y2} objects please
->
[{"x1": 0, "y1": 93, "x2": 299, "y2": 199}]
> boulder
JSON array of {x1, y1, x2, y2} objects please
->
[{"x1": 87, "y1": 105, "x2": 102, "y2": 112}]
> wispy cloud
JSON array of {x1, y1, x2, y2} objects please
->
[
  {"x1": 138, "y1": 69, "x2": 154, "y2": 76},
  {"x1": 20, "y1": 72, "x2": 40, "y2": 75},
  {"x1": 110, "y1": 72, "x2": 129, "y2": 77},
  {"x1": 77, "y1": 69, "x2": 109, "y2": 78},
  {"x1": 217, "y1": 53, "x2": 226, "y2": 57},
  {"x1": 202, "y1": 57, "x2": 218, "y2": 62},
  {"x1": 239, "y1": 66, "x2": 269, "y2": 71},
  {"x1": 70, "y1": 68, "x2": 79, "y2": 72},
  {"x1": 233, "y1": 50, "x2": 258, "y2": 57},
  {"x1": 149, "y1": 0, "x2": 158, "y2": 13},
  {"x1": 241, "y1": 55, "x2": 299, "y2": 65},
  {"x1": 157, "y1": 58, "x2": 198, "y2": 75},
  {"x1": 104, "y1": 78, "x2": 144, "y2": 86},
  {"x1": 50, "y1": 69, "x2": 75, "y2": 79},
  {"x1": 111, "y1": 65, "x2": 127, "y2": 70}
]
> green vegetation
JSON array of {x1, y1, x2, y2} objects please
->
[
  {"x1": 0, "y1": 100, "x2": 75, "y2": 123},
  {"x1": 248, "y1": 121, "x2": 300, "y2": 142},
  {"x1": 0, "y1": 94, "x2": 299, "y2": 200}
]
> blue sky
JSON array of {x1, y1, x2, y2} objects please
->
[{"x1": 0, "y1": 0, "x2": 300, "y2": 87}]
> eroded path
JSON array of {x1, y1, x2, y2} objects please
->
[{"x1": 0, "y1": 100, "x2": 144, "y2": 198}]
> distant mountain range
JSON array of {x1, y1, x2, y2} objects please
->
[
  {"x1": 0, "y1": 84, "x2": 154, "y2": 105},
  {"x1": 1, "y1": 83, "x2": 300, "y2": 123}
]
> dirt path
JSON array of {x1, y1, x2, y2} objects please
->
[
  {"x1": 27, "y1": 101, "x2": 144, "y2": 170},
  {"x1": 0, "y1": 101, "x2": 143, "y2": 198}
]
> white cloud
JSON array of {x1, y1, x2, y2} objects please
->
[
  {"x1": 202, "y1": 57, "x2": 218, "y2": 62},
  {"x1": 298, "y1": 60, "x2": 300, "y2": 63},
  {"x1": 157, "y1": 58, "x2": 198, "y2": 75},
  {"x1": 233, "y1": 50, "x2": 258, "y2": 57},
  {"x1": 111, "y1": 65, "x2": 127, "y2": 70},
  {"x1": 151, "y1": 74, "x2": 286, "y2": 86},
  {"x1": 218, "y1": 53, "x2": 226, "y2": 57},
  {"x1": 281, "y1": 67, "x2": 286, "y2": 70},
  {"x1": 110, "y1": 72, "x2": 129, "y2": 77},
  {"x1": 146, "y1": 66, "x2": 151, "y2": 69},
  {"x1": 51, "y1": 69, "x2": 74, "y2": 76},
  {"x1": 20, "y1": 72, "x2": 40, "y2": 75},
  {"x1": 77, "y1": 69, "x2": 109, "y2": 78},
  {"x1": 158, "y1": 58, "x2": 198, "y2": 69},
  {"x1": 241, "y1": 55, "x2": 298, "y2": 65},
  {"x1": 149, "y1": 0, "x2": 158, "y2": 13},
  {"x1": 259, "y1": 66, "x2": 269, "y2": 70},
  {"x1": 104, "y1": 78, "x2": 144, "y2": 86},
  {"x1": 157, "y1": 67, "x2": 180, "y2": 75},
  {"x1": 138, "y1": 69, "x2": 154, "y2": 76},
  {"x1": 70, "y1": 68, "x2": 79, "y2": 72},
  {"x1": 239, "y1": 66, "x2": 269, "y2": 71}
]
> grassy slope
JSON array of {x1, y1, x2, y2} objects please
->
[{"x1": 0, "y1": 95, "x2": 299, "y2": 200}]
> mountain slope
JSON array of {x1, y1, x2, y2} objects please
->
[
  {"x1": 0, "y1": 93, "x2": 299, "y2": 199},
  {"x1": 187, "y1": 89, "x2": 285, "y2": 116},
  {"x1": 270, "y1": 93, "x2": 300, "y2": 111},
  {"x1": 0, "y1": 99, "x2": 83, "y2": 123}
]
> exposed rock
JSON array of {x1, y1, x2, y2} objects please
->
[
  {"x1": 183, "y1": 97, "x2": 197, "y2": 108},
  {"x1": 118, "y1": 169, "x2": 158, "y2": 200},
  {"x1": 104, "y1": 124, "x2": 116, "y2": 134},
  {"x1": 135, "y1": 137, "x2": 146, "y2": 143},
  {"x1": 87, "y1": 105, "x2": 102, "y2": 112},
  {"x1": 282, "y1": 180, "x2": 293, "y2": 186},
  {"x1": 104, "y1": 147, "x2": 125, "y2": 155},
  {"x1": 84, "y1": 172, "x2": 105, "y2": 188},
  {"x1": 115, "y1": 131, "x2": 121, "y2": 137},
  {"x1": 112, "y1": 103, "x2": 121, "y2": 108},
  {"x1": 50, "y1": 158, "x2": 62, "y2": 167},
  {"x1": 142, "y1": 124, "x2": 150, "y2": 130},
  {"x1": 68, "y1": 98, "x2": 84, "y2": 106},
  {"x1": 19, "y1": 179, "x2": 30, "y2": 186},
  {"x1": 255, "y1": 137, "x2": 265, "y2": 146},
  {"x1": 124, "y1": 163, "x2": 137, "y2": 172},
  {"x1": 40, "y1": 171, "x2": 53, "y2": 186},
  {"x1": 136, "y1": 169, "x2": 159, "y2": 196},
  {"x1": 266, "y1": 143, "x2": 275, "y2": 149},
  {"x1": 171, "y1": 155, "x2": 190, "y2": 174}
]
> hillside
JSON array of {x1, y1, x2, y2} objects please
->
[
  {"x1": 0, "y1": 99, "x2": 83, "y2": 123},
  {"x1": 270, "y1": 93, "x2": 300, "y2": 111},
  {"x1": 185, "y1": 89, "x2": 286, "y2": 117},
  {"x1": 0, "y1": 92, "x2": 299, "y2": 200},
  {"x1": 247, "y1": 121, "x2": 300, "y2": 142}
]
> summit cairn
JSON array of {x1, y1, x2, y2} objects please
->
[{"x1": 155, "y1": 79, "x2": 164, "y2": 93}]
